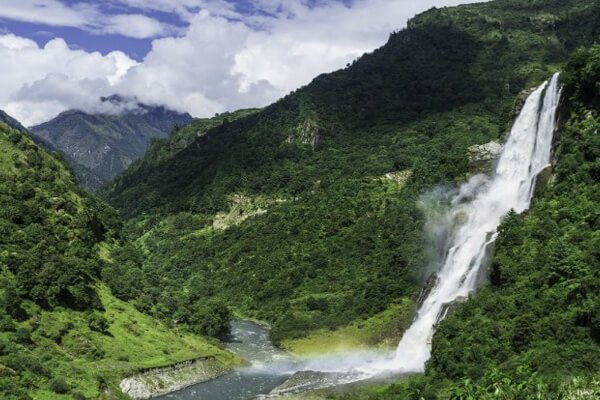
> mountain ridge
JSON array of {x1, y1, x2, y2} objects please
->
[
  {"x1": 30, "y1": 101, "x2": 192, "y2": 191},
  {"x1": 103, "y1": 0, "x2": 600, "y2": 346}
]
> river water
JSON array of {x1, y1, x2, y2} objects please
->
[
  {"x1": 158, "y1": 320, "x2": 396, "y2": 399},
  {"x1": 158, "y1": 320, "x2": 294, "y2": 400}
]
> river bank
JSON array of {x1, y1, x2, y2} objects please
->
[
  {"x1": 120, "y1": 356, "x2": 232, "y2": 399},
  {"x1": 153, "y1": 320, "x2": 294, "y2": 400}
]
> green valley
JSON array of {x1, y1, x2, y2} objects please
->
[
  {"x1": 1, "y1": 0, "x2": 600, "y2": 398},
  {"x1": 105, "y1": 0, "x2": 599, "y2": 346},
  {"x1": 0, "y1": 122, "x2": 237, "y2": 399}
]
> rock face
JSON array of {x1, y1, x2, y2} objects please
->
[
  {"x1": 467, "y1": 141, "x2": 504, "y2": 173},
  {"x1": 534, "y1": 163, "x2": 553, "y2": 195},
  {"x1": 120, "y1": 357, "x2": 230, "y2": 400},
  {"x1": 286, "y1": 119, "x2": 322, "y2": 149},
  {"x1": 513, "y1": 87, "x2": 537, "y2": 118},
  {"x1": 417, "y1": 273, "x2": 439, "y2": 308},
  {"x1": 30, "y1": 98, "x2": 192, "y2": 191}
]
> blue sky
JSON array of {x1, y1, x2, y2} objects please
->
[
  {"x1": 0, "y1": 0, "x2": 486, "y2": 126},
  {"x1": 0, "y1": 0, "x2": 354, "y2": 59}
]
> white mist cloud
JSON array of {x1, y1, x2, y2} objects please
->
[
  {"x1": 0, "y1": 34, "x2": 138, "y2": 125},
  {"x1": 100, "y1": 14, "x2": 178, "y2": 39},
  {"x1": 0, "y1": 0, "x2": 488, "y2": 126}
]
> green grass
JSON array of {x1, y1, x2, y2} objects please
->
[
  {"x1": 19, "y1": 285, "x2": 240, "y2": 400},
  {"x1": 281, "y1": 299, "x2": 415, "y2": 356}
]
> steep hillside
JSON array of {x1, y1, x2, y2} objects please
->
[
  {"x1": 30, "y1": 98, "x2": 192, "y2": 191},
  {"x1": 123, "y1": 108, "x2": 261, "y2": 175},
  {"x1": 321, "y1": 44, "x2": 600, "y2": 400},
  {"x1": 104, "y1": 0, "x2": 600, "y2": 344},
  {"x1": 0, "y1": 119, "x2": 235, "y2": 399},
  {"x1": 0, "y1": 110, "x2": 28, "y2": 132}
]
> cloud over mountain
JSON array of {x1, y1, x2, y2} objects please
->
[{"x1": 0, "y1": 0, "x2": 486, "y2": 126}]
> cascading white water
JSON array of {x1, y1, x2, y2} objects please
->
[{"x1": 389, "y1": 73, "x2": 562, "y2": 372}]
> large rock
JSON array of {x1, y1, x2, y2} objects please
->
[
  {"x1": 438, "y1": 295, "x2": 468, "y2": 322},
  {"x1": 534, "y1": 164, "x2": 553, "y2": 196},
  {"x1": 266, "y1": 370, "x2": 366, "y2": 397},
  {"x1": 467, "y1": 141, "x2": 503, "y2": 173},
  {"x1": 120, "y1": 357, "x2": 230, "y2": 399}
]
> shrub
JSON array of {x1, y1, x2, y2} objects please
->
[
  {"x1": 14, "y1": 328, "x2": 32, "y2": 345},
  {"x1": 87, "y1": 312, "x2": 110, "y2": 335},
  {"x1": 50, "y1": 377, "x2": 69, "y2": 394}
]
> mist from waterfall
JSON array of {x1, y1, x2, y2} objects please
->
[{"x1": 389, "y1": 73, "x2": 562, "y2": 373}]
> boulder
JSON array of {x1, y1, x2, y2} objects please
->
[
  {"x1": 467, "y1": 141, "x2": 503, "y2": 173},
  {"x1": 534, "y1": 164, "x2": 553, "y2": 196}
]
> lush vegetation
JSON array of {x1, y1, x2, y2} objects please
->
[
  {"x1": 0, "y1": 122, "x2": 236, "y2": 399},
  {"x1": 311, "y1": 44, "x2": 600, "y2": 400},
  {"x1": 4, "y1": 0, "x2": 600, "y2": 399},
  {"x1": 105, "y1": 0, "x2": 599, "y2": 345}
]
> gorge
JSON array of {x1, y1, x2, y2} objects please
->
[
  {"x1": 1, "y1": 1, "x2": 600, "y2": 399},
  {"x1": 153, "y1": 73, "x2": 563, "y2": 399}
]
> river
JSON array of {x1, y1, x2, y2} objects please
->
[
  {"x1": 157, "y1": 320, "x2": 396, "y2": 399},
  {"x1": 157, "y1": 320, "x2": 295, "y2": 400}
]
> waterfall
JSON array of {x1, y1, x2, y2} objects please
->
[{"x1": 391, "y1": 73, "x2": 562, "y2": 372}]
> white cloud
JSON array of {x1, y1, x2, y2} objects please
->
[
  {"x1": 0, "y1": 0, "x2": 173, "y2": 39},
  {"x1": 0, "y1": 0, "x2": 488, "y2": 126},
  {"x1": 101, "y1": 14, "x2": 177, "y2": 39},
  {"x1": 0, "y1": 0, "x2": 92, "y2": 27},
  {"x1": 0, "y1": 34, "x2": 138, "y2": 125}
]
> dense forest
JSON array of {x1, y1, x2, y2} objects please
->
[
  {"x1": 0, "y1": 122, "x2": 236, "y2": 399},
  {"x1": 105, "y1": 0, "x2": 600, "y2": 345},
  {"x1": 2, "y1": 0, "x2": 600, "y2": 398}
]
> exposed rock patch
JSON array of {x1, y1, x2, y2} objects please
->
[
  {"x1": 381, "y1": 170, "x2": 413, "y2": 187},
  {"x1": 212, "y1": 194, "x2": 268, "y2": 230},
  {"x1": 212, "y1": 194, "x2": 290, "y2": 231},
  {"x1": 120, "y1": 357, "x2": 229, "y2": 399},
  {"x1": 286, "y1": 119, "x2": 322, "y2": 149},
  {"x1": 468, "y1": 141, "x2": 503, "y2": 173}
]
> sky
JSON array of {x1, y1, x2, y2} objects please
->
[{"x1": 0, "y1": 0, "x2": 486, "y2": 127}]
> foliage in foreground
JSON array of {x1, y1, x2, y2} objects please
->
[{"x1": 0, "y1": 123, "x2": 236, "y2": 398}]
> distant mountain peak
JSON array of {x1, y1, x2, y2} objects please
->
[
  {"x1": 100, "y1": 94, "x2": 130, "y2": 104},
  {"x1": 30, "y1": 101, "x2": 193, "y2": 191}
]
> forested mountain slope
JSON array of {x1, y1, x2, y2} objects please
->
[
  {"x1": 0, "y1": 110, "x2": 28, "y2": 132},
  {"x1": 325, "y1": 44, "x2": 600, "y2": 400},
  {"x1": 104, "y1": 0, "x2": 600, "y2": 344},
  {"x1": 30, "y1": 99, "x2": 192, "y2": 191},
  {"x1": 0, "y1": 118, "x2": 235, "y2": 399}
]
